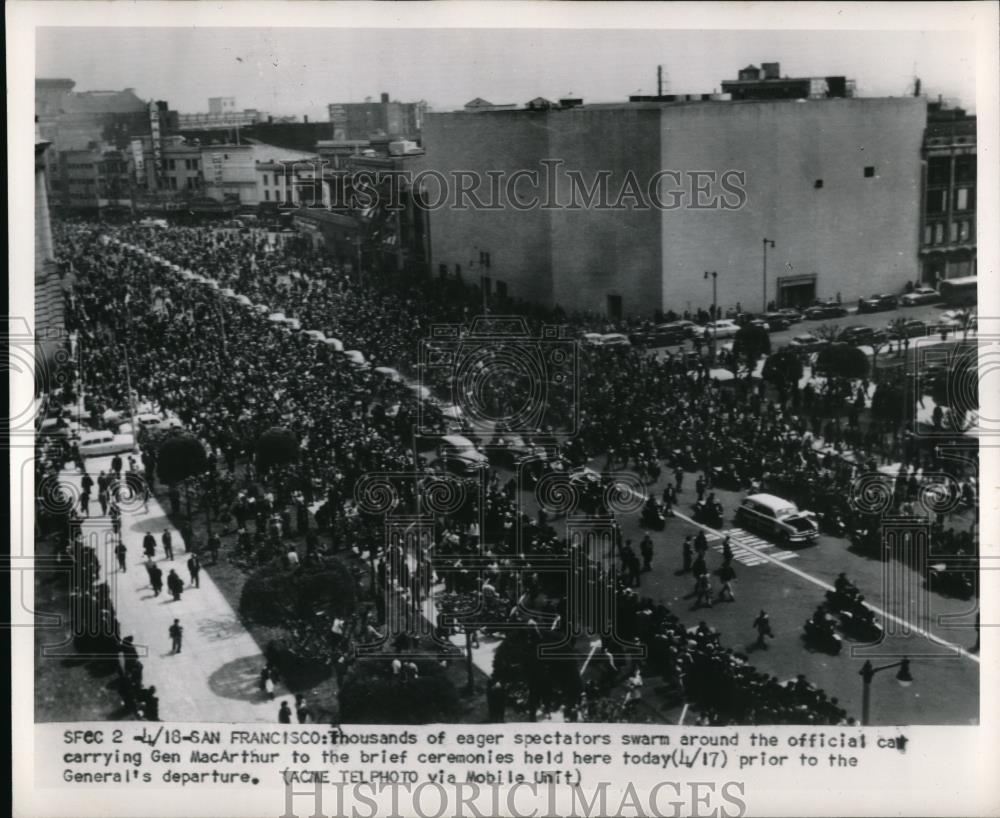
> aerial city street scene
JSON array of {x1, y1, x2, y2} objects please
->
[{"x1": 32, "y1": 27, "x2": 980, "y2": 727}]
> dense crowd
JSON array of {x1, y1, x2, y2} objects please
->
[{"x1": 44, "y1": 218, "x2": 979, "y2": 724}]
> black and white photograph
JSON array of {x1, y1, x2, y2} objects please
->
[{"x1": 9, "y1": 2, "x2": 1000, "y2": 816}]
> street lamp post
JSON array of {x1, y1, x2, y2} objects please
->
[
  {"x1": 704, "y1": 271, "x2": 718, "y2": 363},
  {"x1": 762, "y1": 238, "x2": 775, "y2": 313},
  {"x1": 859, "y1": 658, "x2": 913, "y2": 725}
]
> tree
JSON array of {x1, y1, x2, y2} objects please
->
[
  {"x1": 732, "y1": 324, "x2": 771, "y2": 375},
  {"x1": 868, "y1": 335, "x2": 891, "y2": 380},
  {"x1": 815, "y1": 344, "x2": 870, "y2": 381},
  {"x1": 338, "y1": 662, "x2": 460, "y2": 724},
  {"x1": 870, "y1": 381, "x2": 907, "y2": 430},
  {"x1": 256, "y1": 427, "x2": 300, "y2": 474},
  {"x1": 811, "y1": 323, "x2": 843, "y2": 344},
  {"x1": 761, "y1": 349, "x2": 804, "y2": 391},
  {"x1": 492, "y1": 629, "x2": 582, "y2": 720},
  {"x1": 239, "y1": 556, "x2": 357, "y2": 627},
  {"x1": 157, "y1": 434, "x2": 208, "y2": 519}
]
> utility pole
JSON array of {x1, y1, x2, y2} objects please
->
[
  {"x1": 762, "y1": 238, "x2": 775, "y2": 313},
  {"x1": 657, "y1": 65, "x2": 663, "y2": 97},
  {"x1": 704, "y1": 271, "x2": 718, "y2": 364}
]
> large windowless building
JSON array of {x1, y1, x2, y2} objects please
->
[{"x1": 420, "y1": 96, "x2": 926, "y2": 318}]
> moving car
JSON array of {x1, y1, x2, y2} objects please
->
[
  {"x1": 436, "y1": 434, "x2": 489, "y2": 474},
  {"x1": 78, "y1": 430, "x2": 136, "y2": 458},
  {"x1": 804, "y1": 302, "x2": 849, "y2": 320},
  {"x1": 778, "y1": 308, "x2": 803, "y2": 323},
  {"x1": 788, "y1": 334, "x2": 827, "y2": 352},
  {"x1": 487, "y1": 433, "x2": 546, "y2": 465},
  {"x1": 598, "y1": 333, "x2": 631, "y2": 348},
  {"x1": 839, "y1": 326, "x2": 887, "y2": 347},
  {"x1": 857, "y1": 293, "x2": 898, "y2": 313},
  {"x1": 900, "y1": 286, "x2": 940, "y2": 307},
  {"x1": 646, "y1": 321, "x2": 696, "y2": 346},
  {"x1": 734, "y1": 493, "x2": 819, "y2": 545},
  {"x1": 760, "y1": 313, "x2": 792, "y2": 332},
  {"x1": 888, "y1": 319, "x2": 929, "y2": 339},
  {"x1": 702, "y1": 319, "x2": 741, "y2": 339}
]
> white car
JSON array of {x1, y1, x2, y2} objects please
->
[
  {"x1": 437, "y1": 434, "x2": 489, "y2": 474},
  {"x1": 900, "y1": 286, "x2": 940, "y2": 306},
  {"x1": 702, "y1": 320, "x2": 741, "y2": 339},
  {"x1": 598, "y1": 333, "x2": 631, "y2": 347},
  {"x1": 735, "y1": 493, "x2": 819, "y2": 545},
  {"x1": 78, "y1": 430, "x2": 136, "y2": 458}
]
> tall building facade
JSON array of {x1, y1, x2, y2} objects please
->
[
  {"x1": 328, "y1": 92, "x2": 426, "y2": 140},
  {"x1": 420, "y1": 96, "x2": 926, "y2": 317},
  {"x1": 919, "y1": 103, "x2": 976, "y2": 283}
]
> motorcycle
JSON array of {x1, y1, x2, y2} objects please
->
[
  {"x1": 802, "y1": 618, "x2": 843, "y2": 654},
  {"x1": 927, "y1": 564, "x2": 975, "y2": 600},
  {"x1": 824, "y1": 590, "x2": 884, "y2": 642},
  {"x1": 692, "y1": 498, "x2": 723, "y2": 527},
  {"x1": 641, "y1": 499, "x2": 666, "y2": 531}
]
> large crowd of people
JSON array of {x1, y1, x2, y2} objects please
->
[{"x1": 40, "y1": 217, "x2": 979, "y2": 724}]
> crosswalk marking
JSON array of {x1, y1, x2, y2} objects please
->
[{"x1": 707, "y1": 528, "x2": 800, "y2": 567}]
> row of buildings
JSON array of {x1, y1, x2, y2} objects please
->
[{"x1": 36, "y1": 63, "x2": 978, "y2": 316}]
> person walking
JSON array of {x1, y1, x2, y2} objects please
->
[
  {"x1": 111, "y1": 453, "x2": 123, "y2": 477},
  {"x1": 295, "y1": 694, "x2": 310, "y2": 724},
  {"x1": 162, "y1": 529, "x2": 174, "y2": 561},
  {"x1": 722, "y1": 535, "x2": 734, "y2": 566},
  {"x1": 115, "y1": 541, "x2": 128, "y2": 573},
  {"x1": 167, "y1": 569, "x2": 184, "y2": 601},
  {"x1": 143, "y1": 531, "x2": 157, "y2": 560},
  {"x1": 680, "y1": 535, "x2": 693, "y2": 574},
  {"x1": 207, "y1": 532, "x2": 221, "y2": 565},
  {"x1": 149, "y1": 563, "x2": 164, "y2": 597},
  {"x1": 753, "y1": 609, "x2": 774, "y2": 648},
  {"x1": 640, "y1": 535, "x2": 654, "y2": 573},
  {"x1": 140, "y1": 686, "x2": 160, "y2": 722},
  {"x1": 278, "y1": 700, "x2": 292, "y2": 724},
  {"x1": 187, "y1": 554, "x2": 201, "y2": 588},
  {"x1": 169, "y1": 619, "x2": 183, "y2": 654},
  {"x1": 694, "y1": 530, "x2": 708, "y2": 560},
  {"x1": 718, "y1": 562, "x2": 737, "y2": 602},
  {"x1": 674, "y1": 466, "x2": 685, "y2": 493},
  {"x1": 695, "y1": 474, "x2": 707, "y2": 502},
  {"x1": 693, "y1": 572, "x2": 713, "y2": 608}
]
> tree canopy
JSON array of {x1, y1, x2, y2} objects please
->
[
  {"x1": 239, "y1": 557, "x2": 356, "y2": 626},
  {"x1": 815, "y1": 344, "x2": 870, "y2": 381},
  {"x1": 256, "y1": 426, "x2": 300, "y2": 473},
  {"x1": 338, "y1": 662, "x2": 460, "y2": 724},
  {"x1": 761, "y1": 349, "x2": 804, "y2": 389},
  {"x1": 156, "y1": 433, "x2": 208, "y2": 485}
]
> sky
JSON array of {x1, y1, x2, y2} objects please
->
[{"x1": 36, "y1": 27, "x2": 977, "y2": 120}]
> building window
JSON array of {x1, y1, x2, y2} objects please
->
[
  {"x1": 927, "y1": 157, "x2": 950, "y2": 186},
  {"x1": 863, "y1": 166, "x2": 875, "y2": 178},
  {"x1": 954, "y1": 187, "x2": 973, "y2": 211},
  {"x1": 814, "y1": 179, "x2": 823, "y2": 189},
  {"x1": 954, "y1": 156, "x2": 975, "y2": 184},
  {"x1": 926, "y1": 189, "x2": 946, "y2": 215},
  {"x1": 923, "y1": 225, "x2": 933, "y2": 245},
  {"x1": 950, "y1": 222, "x2": 958, "y2": 242},
  {"x1": 264, "y1": 189, "x2": 270, "y2": 201},
  {"x1": 263, "y1": 174, "x2": 268, "y2": 186},
  {"x1": 934, "y1": 223, "x2": 944, "y2": 244},
  {"x1": 959, "y1": 221, "x2": 971, "y2": 242},
  {"x1": 168, "y1": 159, "x2": 176, "y2": 170}
]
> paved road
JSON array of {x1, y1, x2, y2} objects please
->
[{"x1": 65, "y1": 454, "x2": 283, "y2": 722}]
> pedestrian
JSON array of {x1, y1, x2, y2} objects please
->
[
  {"x1": 79, "y1": 489, "x2": 91, "y2": 517},
  {"x1": 162, "y1": 529, "x2": 174, "y2": 561},
  {"x1": 674, "y1": 466, "x2": 684, "y2": 493},
  {"x1": 694, "y1": 572, "x2": 713, "y2": 608},
  {"x1": 695, "y1": 474, "x2": 707, "y2": 501},
  {"x1": 692, "y1": 553, "x2": 707, "y2": 578},
  {"x1": 278, "y1": 700, "x2": 292, "y2": 724},
  {"x1": 295, "y1": 694, "x2": 310, "y2": 724},
  {"x1": 187, "y1": 554, "x2": 201, "y2": 588},
  {"x1": 143, "y1": 531, "x2": 156, "y2": 560},
  {"x1": 640, "y1": 535, "x2": 654, "y2": 573},
  {"x1": 111, "y1": 453, "x2": 123, "y2": 476},
  {"x1": 722, "y1": 535, "x2": 734, "y2": 565},
  {"x1": 486, "y1": 677, "x2": 507, "y2": 723},
  {"x1": 753, "y1": 609, "x2": 774, "y2": 648},
  {"x1": 169, "y1": 619, "x2": 183, "y2": 654},
  {"x1": 115, "y1": 541, "x2": 127, "y2": 573},
  {"x1": 718, "y1": 562, "x2": 736, "y2": 602},
  {"x1": 150, "y1": 563, "x2": 164, "y2": 596},
  {"x1": 694, "y1": 530, "x2": 708, "y2": 559},
  {"x1": 680, "y1": 535, "x2": 693, "y2": 574},
  {"x1": 167, "y1": 569, "x2": 184, "y2": 601},
  {"x1": 140, "y1": 686, "x2": 159, "y2": 722}
]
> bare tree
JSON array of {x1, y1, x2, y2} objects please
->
[{"x1": 812, "y1": 323, "x2": 843, "y2": 344}]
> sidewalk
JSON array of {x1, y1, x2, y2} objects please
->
[{"x1": 64, "y1": 455, "x2": 284, "y2": 722}]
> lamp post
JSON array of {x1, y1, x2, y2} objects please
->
[
  {"x1": 704, "y1": 271, "x2": 718, "y2": 363},
  {"x1": 762, "y1": 238, "x2": 775, "y2": 313},
  {"x1": 859, "y1": 657, "x2": 913, "y2": 725}
]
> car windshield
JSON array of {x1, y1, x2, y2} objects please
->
[{"x1": 775, "y1": 506, "x2": 797, "y2": 518}]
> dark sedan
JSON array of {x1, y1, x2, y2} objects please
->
[
  {"x1": 840, "y1": 325, "x2": 888, "y2": 347},
  {"x1": 888, "y1": 319, "x2": 929, "y2": 339},
  {"x1": 761, "y1": 312, "x2": 792, "y2": 331},
  {"x1": 857, "y1": 293, "x2": 899, "y2": 313},
  {"x1": 804, "y1": 303, "x2": 849, "y2": 320}
]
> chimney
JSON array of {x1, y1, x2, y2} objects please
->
[
  {"x1": 381, "y1": 92, "x2": 390, "y2": 104},
  {"x1": 304, "y1": 115, "x2": 309, "y2": 123},
  {"x1": 761, "y1": 62, "x2": 780, "y2": 80}
]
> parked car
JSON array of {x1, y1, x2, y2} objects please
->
[
  {"x1": 487, "y1": 433, "x2": 546, "y2": 465},
  {"x1": 77, "y1": 430, "x2": 136, "y2": 458},
  {"x1": 778, "y1": 308, "x2": 803, "y2": 323},
  {"x1": 857, "y1": 293, "x2": 898, "y2": 313},
  {"x1": 760, "y1": 312, "x2": 792, "y2": 332},
  {"x1": 702, "y1": 319, "x2": 741, "y2": 339},
  {"x1": 804, "y1": 302, "x2": 849, "y2": 320},
  {"x1": 437, "y1": 434, "x2": 489, "y2": 474},
  {"x1": 900, "y1": 286, "x2": 940, "y2": 307},
  {"x1": 650, "y1": 321, "x2": 697, "y2": 345},
  {"x1": 840, "y1": 325, "x2": 888, "y2": 347},
  {"x1": 734, "y1": 493, "x2": 819, "y2": 545},
  {"x1": 598, "y1": 333, "x2": 631, "y2": 348}
]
